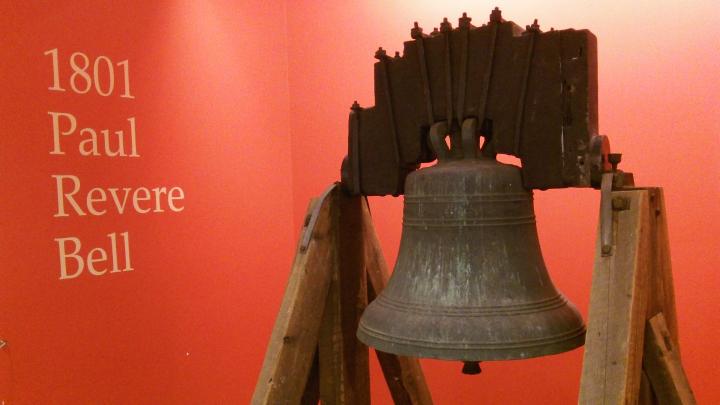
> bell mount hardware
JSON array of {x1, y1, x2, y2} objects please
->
[{"x1": 340, "y1": 7, "x2": 632, "y2": 196}]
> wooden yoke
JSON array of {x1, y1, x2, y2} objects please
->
[
  {"x1": 579, "y1": 188, "x2": 696, "y2": 404},
  {"x1": 252, "y1": 184, "x2": 432, "y2": 405}
]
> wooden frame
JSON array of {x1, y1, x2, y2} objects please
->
[
  {"x1": 252, "y1": 184, "x2": 432, "y2": 405},
  {"x1": 253, "y1": 185, "x2": 694, "y2": 404},
  {"x1": 579, "y1": 188, "x2": 695, "y2": 404}
]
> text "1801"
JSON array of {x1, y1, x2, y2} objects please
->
[{"x1": 44, "y1": 49, "x2": 134, "y2": 99}]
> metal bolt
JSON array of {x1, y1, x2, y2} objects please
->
[
  {"x1": 411, "y1": 22, "x2": 423, "y2": 39},
  {"x1": 608, "y1": 153, "x2": 622, "y2": 171},
  {"x1": 526, "y1": 19, "x2": 540, "y2": 33},
  {"x1": 462, "y1": 361, "x2": 482, "y2": 375},
  {"x1": 0, "y1": 340, "x2": 6, "y2": 349},
  {"x1": 440, "y1": 17, "x2": 452, "y2": 32},
  {"x1": 612, "y1": 196, "x2": 629, "y2": 211},
  {"x1": 490, "y1": 7, "x2": 502, "y2": 23},
  {"x1": 459, "y1": 12, "x2": 472, "y2": 28},
  {"x1": 374, "y1": 47, "x2": 387, "y2": 60}
]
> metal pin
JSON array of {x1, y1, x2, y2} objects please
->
[
  {"x1": 411, "y1": 22, "x2": 423, "y2": 39},
  {"x1": 490, "y1": 7, "x2": 502, "y2": 23}
]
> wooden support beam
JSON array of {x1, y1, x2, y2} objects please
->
[
  {"x1": 579, "y1": 189, "x2": 653, "y2": 404},
  {"x1": 643, "y1": 313, "x2": 696, "y2": 405},
  {"x1": 256, "y1": 182, "x2": 694, "y2": 404},
  {"x1": 318, "y1": 190, "x2": 370, "y2": 404},
  {"x1": 301, "y1": 351, "x2": 321, "y2": 405},
  {"x1": 639, "y1": 368, "x2": 657, "y2": 405},
  {"x1": 641, "y1": 188, "x2": 676, "y2": 405},
  {"x1": 645, "y1": 189, "x2": 679, "y2": 346},
  {"x1": 254, "y1": 186, "x2": 433, "y2": 404},
  {"x1": 361, "y1": 199, "x2": 433, "y2": 405},
  {"x1": 252, "y1": 186, "x2": 338, "y2": 405}
]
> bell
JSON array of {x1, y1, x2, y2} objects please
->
[{"x1": 357, "y1": 119, "x2": 585, "y2": 363}]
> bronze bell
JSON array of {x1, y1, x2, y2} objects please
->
[{"x1": 357, "y1": 119, "x2": 585, "y2": 363}]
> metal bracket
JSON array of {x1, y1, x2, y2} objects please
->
[
  {"x1": 299, "y1": 184, "x2": 337, "y2": 252},
  {"x1": 600, "y1": 173, "x2": 615, "y2": 256},
  {"x1": 599, "y1": 169, "x2": 633, "y2": 256}
]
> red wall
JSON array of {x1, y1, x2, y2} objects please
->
[
  {"x1": 1, "y1": 1, "x2": 718, "y2": 404},
  {"x1": 285, "y1": 1, "x2": 719, "y2": 404},
  {"x1": 1, "y1": 1, "x2": 294, "y2": 403}
]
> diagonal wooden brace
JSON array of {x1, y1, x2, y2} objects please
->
[
  {"x1": 252, "y1": 185, "x2": 338, "y2": 405},
  {"x1": 253, "y1": 184, "x2": 432, "y2": 404}
]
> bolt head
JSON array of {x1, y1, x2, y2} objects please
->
[
  {"x1": 459, "y1": 12, "x2": 472, "y2": 28},
  {"x1": 440, "y1": 17, "x2": 452, "y2": 32},
  {"x1": 490, "y1": 7, "x2": 502, "y2": 23},
  {"x1": 411, "y1": 22, "x2": 423, "y2": 39},
  {"x1": 612, "y1": 197, "x2": 629, "y2": 211},
  {"x1": 374, "y1": 47, "x2": 387, "y2": 60}
]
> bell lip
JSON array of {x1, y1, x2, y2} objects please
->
[{"x1": 357, "y1": 324, "x2": 586, "y2": 361}]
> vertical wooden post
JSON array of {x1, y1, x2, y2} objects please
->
[
  {"x1": 254, "y1": 185, "x2": 432, "y2": 404},
  {"x1": 645, "y1": 189, "x2": 679, "y2": 345},
  {"x1": 361, "y1": 199, "x2": 434, "y2": 405},
  {"x1": 579, "y1": 188, "x2": 695, "y2": 404},
  {"x1": 579, "y1": 189, "x2": 652, "y2": 404},
  {"x1": 301, "y1": 352, "x2": 321, "y2": 405},
  {"x1": 318, "y1": 190, "x2": 370, "y2": 405},
  {"x1": 639, "y1": 369, "x2": 657, "y2": 405}
]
